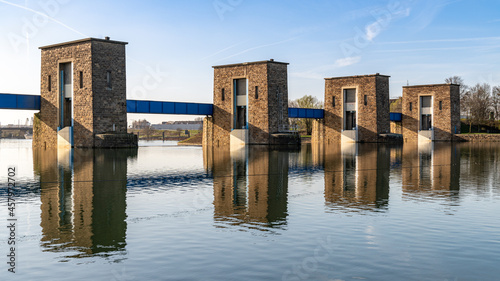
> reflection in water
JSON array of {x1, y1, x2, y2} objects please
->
[
  {"x1": 33, "y1": 148, "x2": 137, "y2": 259},
  {"x1": 323, "y1": 143, "x2": 391, "y2": 212},
  {"x1": 458, "y1": 142, "x2": 500, "y2": 196},
  {"x1": 205, "y1": 146, "x2": 288, "y2": 231},
  {"x1": 401, "y1": 142, "x2": 460, "y2": 200}
]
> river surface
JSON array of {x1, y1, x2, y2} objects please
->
[{"x1": 0, "y1": 139, "x2": 499, "y2": 281}]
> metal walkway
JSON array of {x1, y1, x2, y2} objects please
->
[{"x1": 0, "y1": 93, "x2": 403, "y2": 121}]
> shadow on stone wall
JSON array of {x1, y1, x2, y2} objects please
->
[{"x1": 34, "y1": 96, "x2": 136, "y2": 148}]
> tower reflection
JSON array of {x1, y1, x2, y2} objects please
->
[
  {"x1": 34, "y1": 148, "x2": 137, "y2": 259},
  {"x1": 206, "y1": 146, "x2": 289, "y2": 231},
  {"x1": 323, "y1": 143, "x2": 391, "y2": 212},
  {"x1": 401, "y1": 142, "x2": 460, "y2": 199}
]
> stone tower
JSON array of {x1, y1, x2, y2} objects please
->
[
  {"x1": 312, "y1": 74, "x2": 390, "y2": 144},
  {"x1": 402, "y1": 84, "x2": 460, "y2": 142},
  {"x1": 34, "y1": 37, "x2": 137, "y2": 149},
  {"x1": 203, "y1": 60, "x2": 296, "y2": 147}
]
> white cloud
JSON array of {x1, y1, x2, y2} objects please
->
[
  {"x1": 335, "y1": 56, "x2": 361, "y2": 67},
  {"x1": 290, "y1": 56, "x2": 362, "y2": 80},
  {"x1": 365, "y1": 21, "x2": 381, "y2": 41}
]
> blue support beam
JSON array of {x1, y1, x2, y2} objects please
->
[
  {"x1": 390, "y1": 113, "x2": 402, "y2": 122},
  {"x1": 288, "y1": 108, "x2": 324, "y2": 119},
  {"x1": 0, "y1": 94, "x2": 41, "y2": 110},
  {"x1": 127, "y1": 100, "x2": 213, "y2": 115},
  {"x1": 0, "y1": 94, "x2": 338, "y2": 121}
]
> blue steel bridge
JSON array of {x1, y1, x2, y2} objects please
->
[{"x1": 0, "y1": 93, "x2": 402, "y2": 121}]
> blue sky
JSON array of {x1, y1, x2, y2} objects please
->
[{"x1": 1, "y1": 0, "x2": 499, "y2": 125}]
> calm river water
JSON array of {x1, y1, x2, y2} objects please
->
[{"x1": 1, "y1": 139, "x2": 499, "y2": 280}]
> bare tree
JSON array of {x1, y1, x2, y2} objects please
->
[
  {"x1": 141, "y1": 124, "x2": 154, "y2": 140},
  {"x1": 467, "y1": 83, "x2": 492, "y2": 132},
  {"x1": 389, "y1": 97, "x2": 402, "y2": 113},
  {"x1": 445, "y1": 76, "x2": 469, "y2": 117},
  {"x1": 288, "y1": 95, "x2": 323, "y2": 135}
]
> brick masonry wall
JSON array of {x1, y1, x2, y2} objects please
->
[
  {"x1": 91, "y1": 41, "x2": 127, "y2": 136},
  {"x1": 402, "y1": 84, "x2": 460, "y2": 142},
  {"x1": 376, "y1": 76, "x2": 391, "y2": 137},
  {"x1": 311, "y1": 118, "x2": 325, "y2": 144},
  {"x1": 36, "y1": 41, "x2": 93, "y2": 148},
  {"x1": 202, "y1": 116, "x2": 214, "y2": 147},
  {"x1": 390, "y1": 121, "x2": 402, "y2": 134},
  {"x1": 266, "y1": 63, "x2": 289, "y2": 136},
  {"x1": 211, "y1": 61, "x2": 288, "y2": 146},
  {"x1": 323, "y1": 74, "x2": 390, "y2": 144}
]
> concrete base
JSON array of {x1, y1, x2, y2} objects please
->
[
  {"x1": 418, "y1": 130, "x2": 434, "y2": 142},
  {"x1": 230, "y1": 129, "x2": 248, "y2": 149},
  {"x1": 341, "y1": 130, "x2": 358, "y2": 143},
  {"x1": 379, "y1": 133, "x2": 403, "y2": 143},
  {"x1": 57, "y1": 127, "x2": 72, "y2": 149},
  {"x1": 270, "y1": 133, "x2": 301, "y2": 146},
  {"x1": 94, "y1": 133, "x2": 138, "y2": 148}
]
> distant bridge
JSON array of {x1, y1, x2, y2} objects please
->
[{"x1": 0, "y1": 93, "x2": 402, "y2": 121}]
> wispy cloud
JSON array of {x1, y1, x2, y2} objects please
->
[
  {"x1": 408, "y1": 0, "x2": 456, "y2": 31},
  {"x1": 215, "y1": 37, "x2": 298, "y2": 63},
  {"x1": 373, "y1": 45, "x2": 499, "y2": 53},
  {"x1": 360, "y1": 4, "x2": 412, "y2": 42},
  {"x1": 291, "y1": 56, "x2": 362, "y2": 80},
  {"x1": 200, "y1": 42, "x2": 243, "y2": 61},
  {"x1": 0, "y1": 0, "x2": 86, "y2": 36},
  {"x1": 376, "y1": 36, "x2": 500, "y2": 45}
]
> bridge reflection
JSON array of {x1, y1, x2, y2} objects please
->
[{"x1": 34, "y1": 148, "x2": 137, "y2": 259}]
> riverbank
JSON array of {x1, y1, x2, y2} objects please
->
[{"x1": 455, "y1": 134, "x2": 500, "y2": 142}]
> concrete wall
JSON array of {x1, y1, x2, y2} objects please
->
[
  {"x1": 91, "y1": 40, "x2": 128, "y2": 137},
  {"x1": 402, "y1": 84, "x2": 460, "y2": 142}
]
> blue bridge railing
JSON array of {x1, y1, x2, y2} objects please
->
[
  {"x1": 0, "y1": 94, "x2": 404, "y2": 121},
  {"x1": 126, "y1": 100, "x2": 213, "y2": 115},
  {"x1": 0, "y1": 93, "x2": 41, "y2": 110},
  {"x1": 288, "y1": 108, "x2": 324, "y2": 119},
  {"x1": 390, "y1": 113, "x2": 402, "y2": 122}
]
